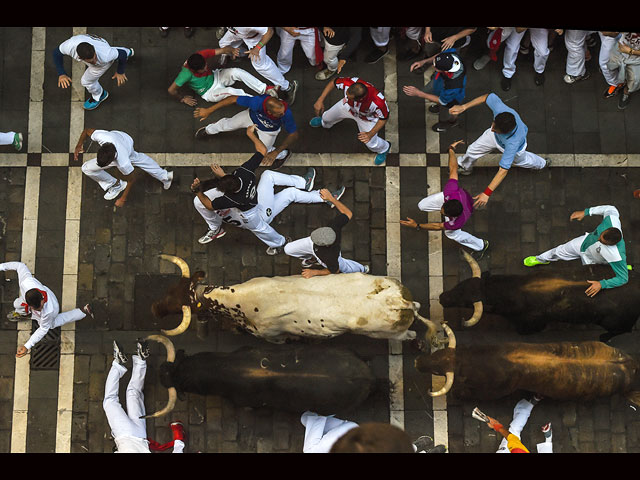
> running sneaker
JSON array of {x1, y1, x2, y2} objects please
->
[
  {"x1": 113, "y1": 340, "x2": 128, "y2": 365},
  {"x1": 198, "y1": 228, "x2": 226, "y2": 245},
  {"x1": 136, "y1": 338, "x2": 150, "y2": 360},
  {"x1": 524, "y1": 256, "x2": 550, "y2": 267}
]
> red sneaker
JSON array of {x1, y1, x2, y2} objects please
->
[
  {"x1": 170, "y1": 421, "x2": 186, "y2": 442},
  {"x1": 633, "y1": 189, "x2": 640, "y2": 199}
]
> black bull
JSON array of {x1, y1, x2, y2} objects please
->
[
  {"x1": 142, "y1": 335, "x2": 377, "y2": 418},
  {"x1": 440, "y1": 251, "x2": 640, "y2": 342},
  {"x1": 415, "y1": 327, "x2": 640, "y2": 406}
]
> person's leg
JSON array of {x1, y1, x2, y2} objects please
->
[
  {"x1": 457, "y1": 128, "x2": 497, "y2": 171},
  {"x1": 270, "y1": 188, "x2": 323, "y2": 220},
  {"x1": 355, "y1": 116, "x2": 390, "y2": 154},
  {"x1": 81, "y1": 159, "x2": 118, "y2": 191},
  {"x1": 535, "y1": 234, "x2": 586, "y2": 263},
  {"x1": 276, "y1": 28, "x2": 297, "y2": 75},
  {"x1": 502, "y1": 29, "x2": 526, "y2": 79},
  {"x1": 337, "y1": 255, "x2": 367, "y2": 273},
  {"x1": 203, "y1": 109, "x2": 253, "y2": 136},
  {"x1": 130, "y1": 151, "x2": 170, "y2": 184},
  {"x1": 0, "y1": 131, "x2": 16, "y2": 145},
  {"x1": 251, "y1": 46, "x2": 290, "y2": 90},
  {"x1": 124, "y1": 355, "x2": 149, "y2": 439},
  {"x1": 243, "y1": 206, "x2": 286, "y2": 248},
  {"x1": 511, "y1": 145, "x2": 548, "y2": 170},
  {"x1": 599, "y1": 33, "x2": 620, "y2": 90},
  {"x1": 172, "y1": 440, "x2": 185, "y2": 453},
  {"x1": 103, "y1": 361, "x2": 140, "y2": 439},
  {"x1": 319, "y1": 100, "x2": 351, "y2": 129},
  {"x1": 283, "y1": 236, "x2": 315, "y2": 260},
  {"x1": 369, "y1": 27, "x2": 391, "y2": 47},
  {"x1": 564, "y1": 30, "x2": 589, "y2": 78},
  {"x1": 417, "y1": 191, "x2": 445, "y2": 212},
  {"x1": 530, "y1": 28, "x2": 550, "y2": 74},
  {"x1": 322, "y1": 41, "x2": 344, "y2": 73},
  {"x1": 217, "y1": 67, "x2": 269, "y2": 95},
  {"x1": 298, "y1": 28, "x2": 318, "y2": 67},
  {"x1": 193, "y1": 191, "x2": 224, "y2": 232},
  {"x1": 444, "y1": 229, "x2": 485, "y2": 251},
  {"x1": 508, "y1": 399, "x2": 535, "y2": 438},
  {"x1": 81, "y1": 62, "x2": 111, "y2": 101},
  {"x1": 51, "y1": 308, "x2": 86, "y2": 328}
]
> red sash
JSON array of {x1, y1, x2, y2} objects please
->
[{"x1": 488, "y1": 28, "x2": 503, "y2": 61}]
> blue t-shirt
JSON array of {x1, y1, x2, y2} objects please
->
[
  {"x1": 486, "y1": 93, "x2": 528, "y2": 170},
  {"x1": 236, "y1": 95, "x2": 297, "y2": 133}
]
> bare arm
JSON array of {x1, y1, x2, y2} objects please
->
[
  {"x1": 74, "y1": 128, "x2": 96, "y2": 160},
  {"x1": 313, "y1": 79, "x2": 337, "y2": 116},
  {"x1": 473, "y1": 167, "x2": 509, "y2": 208},
  {"x1": 319, "y1": 189, "x2": 352, "y2": 219},
  {"x1": 449, "y1": 93, "x2": 489, "y2": 116},
  {"x1": 194, "y1": 95, "x2": 238, "y2": 121}
]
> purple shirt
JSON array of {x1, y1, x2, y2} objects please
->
[{"x1": 443, "y1": 179, "x2": 473, "y2": 230}]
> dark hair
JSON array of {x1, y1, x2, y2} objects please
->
[
  {"x1": 493, "y1": 112, "x2": 516, "y2": 134},
  {"x1": 347, "y1": 82, "x2": 367, "y2": 101},
  {"x1": 187, "y1": 53, "x2": 206, "y2": 71},
  {"x1": 601, "y1": 227, "x2": 622, "y2": 245},
  {"x1": 443, "y1": 199, "x2": 463, "y2": 218},
  {"x1": 217, "y1": 175, "x2": 241, "y2": 194},
  {"x1": 77, "y1": 42, "x2": 96, "y2": 60},
  {"x1": 25, "y1": 288, "x2": 43, "y2": 309},
  {"x1": 97, "y1": 143, "x2": 117, "y2": 167},
  {"x1": 329, "y1": 423, "x2": 415, "y2": 453}
]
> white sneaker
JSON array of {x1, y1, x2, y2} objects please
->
[
  {"x1": 315, "y1": 68, "x2": 336, "y2": 81},
  {"x1": 363, "y1": 265, "x2": 370, "y2": 274},
  {"x1": 198, "y1": 228, "x2": 226, "y2": 244},
  {"x1": 104, "y1": 180, "x2": 127, "y2": 200},
  {"x1": 163, "y1": 171, "x2": 174, "y2": 190},
  {"x1": 473, "y1": 54, "x2": 491, "y2": 71}
]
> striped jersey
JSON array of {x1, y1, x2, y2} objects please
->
[{"x1": 334, "y1": 77, "x2": 390, "y2": 121}]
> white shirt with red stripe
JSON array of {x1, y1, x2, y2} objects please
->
[{"x1": 334, "y1": 77, "x2": 390, "y2": 122}]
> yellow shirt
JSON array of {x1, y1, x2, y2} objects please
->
[{"x1": 507, "y1": 434, "x2": 529, "y2": 453}]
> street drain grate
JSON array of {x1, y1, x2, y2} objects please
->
[{"x1": 30, "y1": 327, "x2": 61, "y2": 370}]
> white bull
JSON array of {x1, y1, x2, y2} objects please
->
[{"x1": 156, "y1": 254, "x2": 439, "y2": 345}]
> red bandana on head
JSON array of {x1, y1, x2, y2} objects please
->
[
  {"x1": 21, "y1": 289, "x2": 47, "y2": 314},
  {"x1": 262, "y1": 97, "x2": 288, "y2": 120}
]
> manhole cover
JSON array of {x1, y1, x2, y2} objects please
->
[{"x1": 30, "y1": 326, "x2": 60, "y2": 370}]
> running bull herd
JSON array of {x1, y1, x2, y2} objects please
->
[{"x1": 144, "y1": 251, "x2": 640, "y2": 418}]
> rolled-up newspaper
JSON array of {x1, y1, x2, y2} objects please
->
[{"x1": 472, "y1": 407, "x2": 490, "y2": 423}]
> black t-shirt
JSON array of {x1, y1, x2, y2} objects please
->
[
  {"x1": 209, "y1": 152, "x2": 263, "y2": 212},
  {"x1": 313, "y1": 213, "x2": 350, "y2": 274}
]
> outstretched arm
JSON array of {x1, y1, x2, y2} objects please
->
[{"x1": 449, "y1": 93, "x2": 489, "y2": 116}]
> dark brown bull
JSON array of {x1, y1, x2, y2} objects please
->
[
  {"x1": 439, "y1": 250, "x2": 640, "y2": 342},
  {"x1": 415, "y1": 325, "x2": 640, "y2": 406},
  {"x1": 142, "y1": 335, "x2": 378, "y2": 418}
]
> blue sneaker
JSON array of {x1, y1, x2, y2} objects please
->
[
  {"x1": 84, "y1": 89, "x2": 109, "y2": 110},
  {"x1": 374, "y1": 143, "x2": 391, "y2": 165},
  {"x1": 309, "y1": 117, "x2": 323, "y2": 128}
]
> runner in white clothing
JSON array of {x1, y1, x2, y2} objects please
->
[
  {"x1": 74, "y1": 128, "x2": 173, "y2": 207},
  {"x1": 1, "y1": 261, "x2": 92, "y2": 358},
  {"x1": 54, "y1": 33, "x2": 134, "y2": 110},
  {"x1": 0, "y1": 131, "x2": 23, "y2": 151},
  {"x1": 104, "y1": 339, "x2": 186, "y2": 453},
  {"x1": 300, "y1": 411, "x2": 359, "y2": 453}
]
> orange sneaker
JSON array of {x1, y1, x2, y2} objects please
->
[{"x1": 634, "y1": 189, "x2": 640, "y2": 199}]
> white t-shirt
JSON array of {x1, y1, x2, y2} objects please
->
[
  {"x1": 90, "y1": 129, "x2": 135, "y2": 175},
  {"x1": 58, "y1": 34, "x2": 120, "y2": 68},
  {"x1": 226, "y1": 27, "x2": 269, "y2": 49}
]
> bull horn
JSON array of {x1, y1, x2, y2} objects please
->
[
  {"x1": 140, "y1": 335, "x2": 177, "y2": 419},
  {"x1": 159, "y1": 254, "x2": 190, "y2": 278},
  {"x1": 460, "y1": 249, "x2": 483, "y2": 328},
  {"x1": 414, "y1": 312, "x2": 440, "y2": 349},
  {"x1": 161, "y1": 305, "x2": 192, "y2": 337},
  {"x1": 428, "y1": 372, "x2": 454, "y2": 397},
  {"x1": 428, "y1": 323, "x2": 455, "y2": 397}
]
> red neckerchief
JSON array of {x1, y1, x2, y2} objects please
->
[
  {"x1": 489, "y1": 28, "x2": 503, "y2": 61},
  {"x1": 262, "y1": 97, "x2": 288, "y2": 121},
  {"x1": 21, "y1": 289, "x2": 47, "y2": 314},
  {"x1": 435, "y1": 71, "x2": 454, "y2": 81}
]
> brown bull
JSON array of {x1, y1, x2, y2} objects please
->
[{"x1": 415, "y1": 325, "x2": 640, "y2": 406}]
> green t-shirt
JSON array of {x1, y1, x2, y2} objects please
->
[{"x1": 174, "y1": 67, "x2": 214, "y2": 96}]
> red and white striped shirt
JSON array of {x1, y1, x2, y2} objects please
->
[{"x1": 334, "y1": 77, "x2": 390, "y2": 121}]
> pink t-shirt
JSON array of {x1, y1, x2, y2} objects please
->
[{"x1": 443, "y1": 179, "x2": 474, "y2": 230}]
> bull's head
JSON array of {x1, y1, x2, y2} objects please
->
[
  {"x1": 439, "y1": 249, "x2": 483, "y2": 327},
  {"x1": 151, "y1": 254, "x2": 203, "y2": 336},
  {"x1": 414, "y1": 323, "x2": 456, "y2": 397}
]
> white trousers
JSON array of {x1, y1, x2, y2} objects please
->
[
  {"x1": 536, "y1": 233, "x2": 587, "y2": 263},
  {"x1": 417, "y1": 192, "x2": 484, "y2": 251},
  {"x1": 203, "y1": 109, "x2": 280, "y2": 153},
  {"x1": 598, "y1": 33, "x2": 620, "y2": 87},
  {"x1": 219, "y1": 31, "x2": 290, "y2": 90},
  {"x1": 201, "y1": 67, "x2": 267, "y2": 103},
  {"x1": 301, "y1": 411, "x2": 359, "y2": 453},
  {"x1": 496, "y1": 398, "x2": 534, "y2": 453},
  {"x1": 503, "y1": 28, "x2": 550, "y2": 78},
  {"x1": 565, "y1": 30, "x2": 592, "y2": 77},
  {"x1": 82, "y1": 152, "x2": 169, "y2": 191},
  {"x1": 458, "y1": 128, "x2": 547, "y2": 171},
  {"x1": 370, "y1": 27, "x2": 391, "y2": 47},
  {"x1": 323, "y1": 40, "x2": 345, "y2": 72},
  {"x1": 283, "y1": 236, "x2": 366, "y2": 273},
  {"x1": 0, "y1": 131, "x2": 16, "y2": 145},
  {"x1": 320, "y1": 101, "x2": 390, "y2": 154},
  {"x1": 14, "y1": 298, "x2": 86, "y2": 326},
  {"x1": 103, "y1": 357, "x2": 148, "y2": 441},
  {"x1": 195, "y1": 171, "x2": 323, "y2": 248},
  {"x1": 277, "y1": 28, "x2": 317, "y2": 74},
  {"x1": 405, "y1": 27, "x2": 422, "y2": 42},
  {"x1": 81, "y1": 61, "x2": 112, "y2": 101}
]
